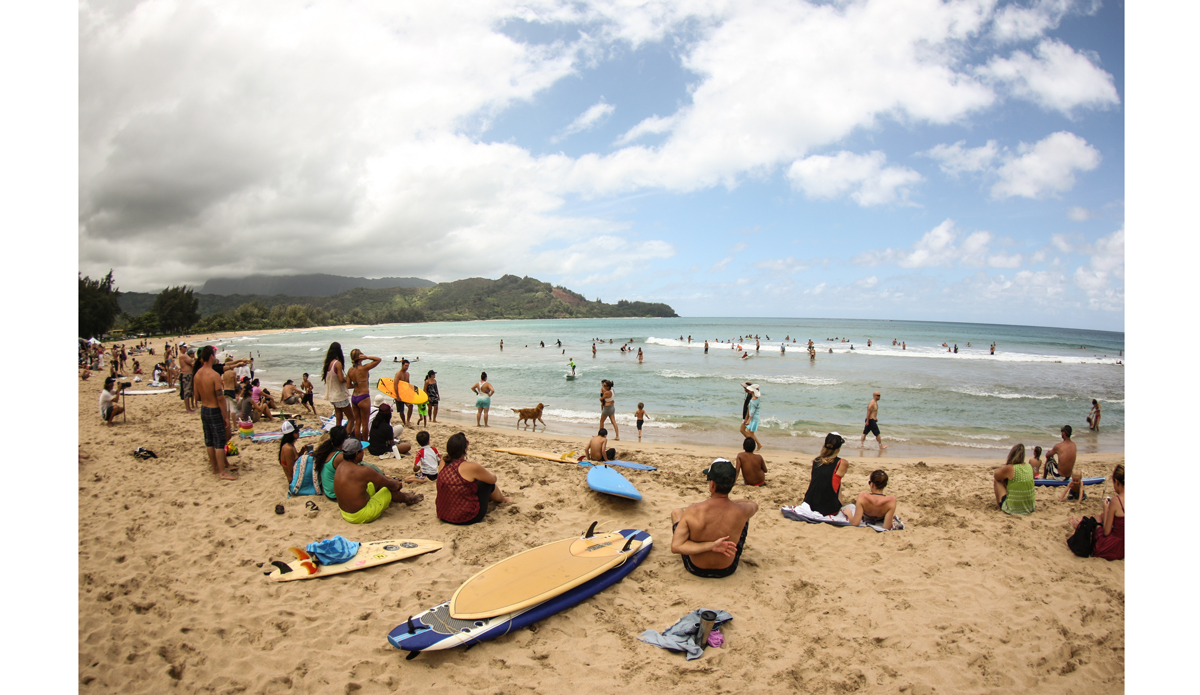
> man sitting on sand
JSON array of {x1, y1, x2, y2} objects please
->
[
  {"x1": 99, "y1": 377, "x2": 125, "y2": 426},
  {"x1": 334, "y1": 439, "x2": 422, "y2": 524},
  {"x1": 670, "y1": 459, "x2": 759, "y2": 578},
  {"x1": 1044, "y1": 425, "x2": 1077, "y2": 479},
  {"x1": 586, "y1": 428, "x2": 616, "y2": 461},
  {"x1": 281, "y1": 380, "x2": 300, "y2": 405},
  {"x1": 734, "y1": 437, "x2": 767, "y2": 486}
]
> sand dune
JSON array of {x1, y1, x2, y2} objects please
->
[{"x1": 79, "y1": 367, "x2": 1123, "y2": 693}]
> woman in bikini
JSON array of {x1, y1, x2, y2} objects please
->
[
  {"x1": 322, "y1": 342, "x2": 353, "y2": 433},
  {"x1": 346, "y1": 349, "x2": 381, "y2": 441},
  {"x1": 471, "y1": 372, "x2": 494, "y2": 427},
  {"x1": 424, "y1": 369, "x2": 440, "y2": 423},
  {"x1": 843, "y1": 469, "x2": 904, "y2": 530},
  {"x1": 599, "y1": 379, "x2": 620, "y2": 441}
]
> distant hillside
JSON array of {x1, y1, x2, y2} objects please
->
[
  {"x1": 201, "y1": 273, "x2": 435, "y2": 297},
  {"x1": 118, "y1": 275, "x2": 677, "y2": 333}
]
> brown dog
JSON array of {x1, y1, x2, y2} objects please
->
[{"x1": 511, "y1": 403, "x2": 545, "y2": 430}]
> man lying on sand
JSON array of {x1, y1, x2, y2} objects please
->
[
  {"x1": 1044, "y1": 425, "x2": 1077, "y2": 480},
  {"x1": 734, "y1": 437, "x2": 767, "y2": 486},
  {"x1": 670, "y1": 459, "x2": 758, "y2": 578},
  {"x1": 333, "y1": 439, "x2": 422, "y2": 524},
  {"x1": 586, "y1": 429, "x2": 616, "y2": 461}
]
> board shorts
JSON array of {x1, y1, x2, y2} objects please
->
[
  {"x1": 200, "y1": 406, "x2": 226, "y2": 448},
  {"x1": 284, "y1": 396, "x2": 300, "y2": 405},
  {"x1": 636, "y1": 419, "x2": 644, "y2": 430},
  {"x1": 179, "y1": 374, "x2": 193, "y2": 400},
  {"x1": 332, "y1": 398, "x2": 351, "y2": 409},
  {"x1": 1043, "y1": 459, "x2": 1068, "y2": 480},
  {"x1": 601, "y1": 405, "x2": 615, "y2": 418},
  {"x1": 301, "y1": 392, "x2": 314, "y2": 405},
  {"x1": 341, "y1": 481, "x2": 392, "y2": 524},
  {"x1": 863, "y1": 419, "x2": 880, "y2": 437},
  {"x1": 674, "y1": 522, "x2": 748, "y2": 579},
  {"x1": 101, "y1": 406, "x2": 113, "y2": 421},
  {"x1": 475, "y1": 395, "x2": 491, "y2": 409}
]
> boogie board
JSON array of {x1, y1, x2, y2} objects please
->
[
  {"x1": 1035, "y1": 476, "x2": 1105, "y2": 487},
  {"x1": 587, "y1": 465, "x2": 642, "y2": 501},
  {"x1": 388, "y1": 529, "x2": 651, "y2": 655},
  {"x1": 491, "y1": 448, "x2": 658, "y2": 472},
  {"x1": 376, "y1": 377, "x2": 429, "y2": 405},
  {"x1": 266, "y1": 538, "x2": 442, "y2": 582},
  {"x1": 449, "y1": 526, "x2": 646, "y2": 619}
]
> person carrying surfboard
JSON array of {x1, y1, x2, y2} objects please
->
[
  {"x1": 393, "y1": 359, "x2": 414, "y2": 426},
  {"x1": 669, "y1": 460, "x2": 758, "y2": 579}
]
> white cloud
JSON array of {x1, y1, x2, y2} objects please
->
[
  {"x1": 856, "y1": 275, "x2": 879, "y2": 288},
  {"x1": 979, "y1": 38, "x2": 1119, "y2": 115},
  {"x1": 754, "y1": 256, "x2": 809, "y2": 274},
  {"x1": 991, "y1": 131, "x2": 1101, "y2": 199},
  {"x1": 991, "y1": 0, "x2": 1076, "y2": 43},
  {"x1": 711, "y1": 256, "x2": 734, "y2": 272},
  {"x1": 1068, "y1": 227, "x2": 1123, "y2": 310},
  {"x1": 614, "y1": 114, "x2": 677, "y2": 146},
  {"x1": 552, "y1": 99, "x2": 615, "y2": 143},
  {"x1": 854, "y1": 219, "x2": 1024, "y2": 270},
  {"x1": 787, "y1": 151, "x2": 922, "y2": 206},
  {"x1": 987, "y1": 252, "x2": 1023, "y2": 269},
  {"x1": 1067, "y1": 206, "x2": 1097, "y2": 221},
  {"x1": 924, "y1": 140, "x2": 998, "y2": 176}
]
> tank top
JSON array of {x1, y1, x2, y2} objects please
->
[
  {"x1": 436, "y1": 459, "x2": 480, "y2": 524},
  {"x1": 325, "y1": 361, "x2": 349, "y2": 402},
  {"x1": 1001, "y1": 462, "x2": 1036, "y2": 515},
  {"x1": 804, "y1": 458, "x2": 843, "y2": 516}
]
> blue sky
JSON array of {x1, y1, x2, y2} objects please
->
[{"x1": 77, "y1": 0, "x2": 1125, "y2": 331}]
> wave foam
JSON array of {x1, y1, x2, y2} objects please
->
[{"x1": 952, "y1": 388, "x2": 1058, "y2": 400}]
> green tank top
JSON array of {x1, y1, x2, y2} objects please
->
[{"x1": 1001, "y1": 462, "x2": 1036, "y2": 515}]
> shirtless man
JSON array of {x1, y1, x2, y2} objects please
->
[
  {"x1": 300, "y1": 373, "x2": 317, "y2": 415},
  {"x1": 1044, "y1": 425, "x2": 1077, "y2": 480},
  {"x1": 333, "y1": 439, "x2": 422, "y2": 524},
  {"x1": 670, "y1": 460, "x2": 759, "y2": 578},
  {"x1": 281, "y1": 379, "x2": 300, "y2": 405},
  {"x1": 393, "y1": 359, "x2": 413, "y2": 426},
  {"x1": 221, "y1": 355, "x2": 251, "y2": 433},
  {"x1": 178, "y1": 348, "x2": 195, "y2": 413},
  {"x1": 194, "y1": 346, "x2": 237, "y2": 481},
  {"x1": 843, "y1": 469, "x2": 903, "y2": 530},
  {"x1": 734, "y1": 437, "x2": 767, "y2": 486},
  {"x1": 586, "y1": 428, "x2": 616, "y2": 462},
  {"x1": 860, "y1": 391, "x2": 887, "y2": 449}
]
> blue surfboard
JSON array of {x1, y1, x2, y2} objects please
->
[
  {"x1": 587, "y1": 465, "x2": 642, "y2": 501},
  {"x1": 604, "y1": 459, "x2": 657, "y2": 471},
  {"x1": 387, "y1": 529, "x2": 652, "y2": 656},
  {"x1": 1034, "y1": 476, "x2": 1105, "y2": 487}
]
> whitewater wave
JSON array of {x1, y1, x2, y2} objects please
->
[
  {"x1": 443, "y1": 405, "x2": 680, "y2": 429},
  {"x1": 656, "y1": 370, "x2": 839, "y2": 386},
  {"x1": 952, "y1": 388, "x2": 1058, "y2": 400},
  {"x1": 840, "y1": 345, "x2": 1124, "y2": 365},
  {"x1": 920, "y1": 439, "x2": 1010, "y2": 450}
]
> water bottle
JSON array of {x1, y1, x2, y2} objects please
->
[{"x1": 694, "y1": 610, "x2": 718, "y2": 648}]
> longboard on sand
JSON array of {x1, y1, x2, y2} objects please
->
[
  {"x1": 266, "y1": 539, "x2": 442, "y2": 582},
  {"x1": 587, "y1": 465, "x2": 642, "y2": 501},
  {"x1": 1034, "y1": 476, "x2": 1105, "y2": 487},
  {"x1": 122, "y1": 388, "x2": 175, "y2": 395},
  {"x1": 376, "y1": 377, "x2": 429, "y2": 405},
  {"x1": 491, "y1": 448, "x2": 658, "y2": 471},
  {"x1": 388, "y1": 528, "x2": 651, "y2": 656},
  {"x1": 448, "y1": 524, "x2": 646, "y2": 620}
]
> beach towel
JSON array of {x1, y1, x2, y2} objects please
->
[
  {"x1": 780, "y1": 502, "x2": 902, "y2": 533},
  {"x1": 251, "y1": 428, "x2": 324, "y2": 443},
  {"x1": 639, "y1": 609, "x2": 733, "y2": 660},
  {"x1": 304, "y1": 535, "x2": 360, "y2": 565}
]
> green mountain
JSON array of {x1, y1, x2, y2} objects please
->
[
  {"x1": 201, "y1": 273, "x2": 434, "y2": 296},
  {"x1": 118, "y1": 275, "x2": 676, "y2": 333}
]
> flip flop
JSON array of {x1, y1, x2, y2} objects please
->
[
  {"x1": 274, "y1": 504, "x2": 285, "y2": 515},
  {"x1": 305, "y1": 500, "x2": 319, "y2": 512}
]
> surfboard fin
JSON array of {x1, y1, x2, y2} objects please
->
[
  {"x1": 405, "y1": 651, "x2": 420, "y2": 661},
  {"x1": 299, "y1": 561, "x2": 318, "y2": 575},
  {"x1": 288, "y1": 547, "x2": 312, "y2": 562},
  {"x1": 270, "y1": 560, "x2": 293, "y2": 575},
  {"x1": 584, "y1": 521, "x2": 597, "y2": 539},
  {"x1": 621, "y1": 536, "x2": 636, "y2": 552},
  {"x1": 406, "y1": 616, "x2": 417, "y2": 634}
]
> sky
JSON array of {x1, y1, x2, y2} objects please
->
[{"x1": 78, "y1": 0, "x2": 1125, "y2": 331}]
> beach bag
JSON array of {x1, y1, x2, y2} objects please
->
[
  {"x1": 1067, "y1": 516, "x2": 1099, "y2": 557},
  {"x1": 288, "y1": 453, "x2": 323, "y2": 497}
]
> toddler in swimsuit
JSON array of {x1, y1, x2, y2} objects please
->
[{"x1": 634, "y1": 402, "x2": 647, "y2": 441}]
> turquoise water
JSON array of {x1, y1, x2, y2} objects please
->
[{"x1": 204, "y1": 317, "x2": 1124, "y2": 459}]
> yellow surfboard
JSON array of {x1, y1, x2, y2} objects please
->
[
  {"x1": 491, "y1": 447, "x2": 578, "y2": 462},
  {"x1": 448, "y1": 531, "x2": 643, "y2": 619},
  {"x1": 267, "y1": 538, "x2": 442, "y2": 582},
  {"x1": 376, "y1": 377, "x2": 429, "y2": 405}
]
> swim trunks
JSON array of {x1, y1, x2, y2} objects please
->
[
  {"x1": 674, "y1": 521, "x2": 748, "y2": 579},
  {"x1": 601, "y1": 405, "x2": 615, "y2": 418},
  {"x1": 223, "y1": 389, "x2": 236, "y2": 399},
  {"x1": 746, "y1": 480, "x2": 765, "y2": 487},
  {"x1": 351, "y1": 394, "x2": 369, "y2": 406},
  {"x1": 301, "y1": 392, "x2": 314, "y2": 405},
  {"x1": 636, "y1": 419, "x2": 644, "y2": 430},
  {"x1": 101, "y1": 405, "x2": 113, "y2": 421},
  {"x1": 332, "y1": 398, "x2": 351, "y2": 409},
  {"x1": 200, "y1": 405, "x2": 226, "y2": 448},
  {"x1": 475, "y1": 395, "x2": 491, "y2": 409},
  {"x1": 863, "y1": 419, "x2": 880, "y2": 437},
  {"x1": 284, "y1": 395, "x2": 299, "y2": 405},
  {"x1": 340, "y1": 481, "x2": 392, "y2": 524},
  {"x1": 179, "y1": 374, "x2": 193, "y2": 400}
]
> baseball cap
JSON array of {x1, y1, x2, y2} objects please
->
[
  {"x1": 702, "y1": 458, "x2": 737, "y2": 486},
  {"x1": 280, "y1": 421, "x2": 295, "y2": 435},
  {"x1": 341, "y1": 438, "x2": 363, "y2": 454},
  {"x1": 824, "y1": 432, "x2": 845, "y2": 449}
]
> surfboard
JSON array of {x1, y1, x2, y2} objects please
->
[
  {"x1": 490, "y1": 448, "x2": 658, "y2": 472},
  {"x1": 122, "y1": 388, "x2": 175, "y2": 395},
  {"x1": 266, "y1": 538, "x2": 442, "y2": 582},
  {"x1": 1034, "y1": 476, "x2": 1106, "y2": 487},
  {"x1": 565, "y1": 374, "x2": 576, "y2": 380},
  {"x1": 388, "y1": 529, "x2": 651, "y2": 655},
  {"x1": 376, "y1": 377, "x2": 429, "y2": 405},
  {"x1": 448, "y1": 526, "x2": 646, "y2": 620},
  {"x1": 587, "y1": 465, "x2": 642, "y2": 501}
]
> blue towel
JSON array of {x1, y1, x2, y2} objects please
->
[
  {"x1": 305, "y1": 535, "x2": 360, "y2": 565},
  {"x1": 639, "y1": 608, "x2": 733, "y2": 660}
]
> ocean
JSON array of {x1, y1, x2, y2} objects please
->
[{"x1": 202, "y1": 317, "x2": 1124, "y2": 459}]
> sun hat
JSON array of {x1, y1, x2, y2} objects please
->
[
  {"x1": 373, "y1": 394, "x2": 385, "y2": 407},
  {"x1": 701, "y1": 458, "x2": 737, "y2": 486}
]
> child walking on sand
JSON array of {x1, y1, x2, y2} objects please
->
[{"x1": 634, "y1": 402, "x2": 647, "y2": 442}]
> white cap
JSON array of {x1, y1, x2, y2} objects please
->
[{"x1": 280, "y1": 421, "x2": 295, "y2": 435}]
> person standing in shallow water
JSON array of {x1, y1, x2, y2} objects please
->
[
  {"x1": 860, "y1": 391, "x2": 887, "y2": 449},
  {"x1": 472, "y1": 372, "x2": 494, "y2": 427}
]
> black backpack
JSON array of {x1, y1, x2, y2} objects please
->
[{"x1": 1067, "y1": 516, "x2": 1100, "y2": 557}]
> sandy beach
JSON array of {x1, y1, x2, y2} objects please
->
[{"x1": 79, "y1": 346, "x2": 1124, "y2": 694}]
